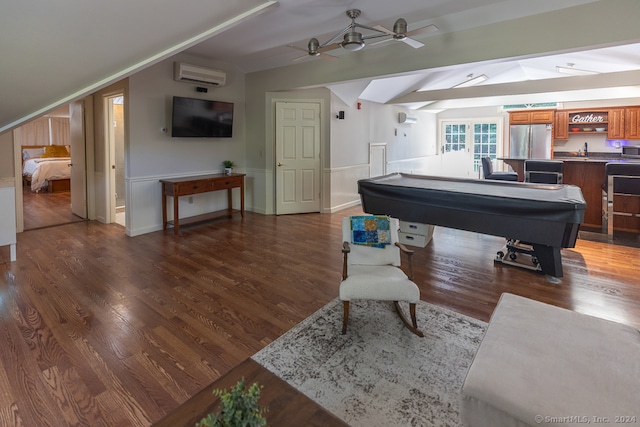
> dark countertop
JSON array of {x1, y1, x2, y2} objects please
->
[{"x1": 501, "y1": 153, "x2": 640, "y2": 163}]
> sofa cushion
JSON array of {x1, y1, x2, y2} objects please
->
[{"x1": 461, "y1": 293, "x2": 640, "y2": 426}]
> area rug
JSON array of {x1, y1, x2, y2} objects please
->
[{"x1": 251, "y1": 298, "x2": 487, "y2": 427}]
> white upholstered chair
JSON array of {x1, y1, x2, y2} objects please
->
[{"x1": 340, "y1": 216, "x2": 423, "y2": 337}]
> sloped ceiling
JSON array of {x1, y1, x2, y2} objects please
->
[
  {"x1": 0, "y1": 0, "x2": 276, "y2": 132},
  {"x1": 3, "y1": 0, "x2": 640, "y2": 133}
]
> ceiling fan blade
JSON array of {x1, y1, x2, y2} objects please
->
[
  {"x1": 368, "y1": 37, "x2": 393, "y2": 47},
  {"x1": 372, "y1": 23, "x2": 435, "y2": 48},
  {"x1": 318, "y1": 52, "x2": 338, "y2": 61},
  {"x1": 291, "y1": 50, "x2": 337, "y2": 62},
  {"x1": 373, "y1": 25, "x2": 395, "y2": 36},
  {"x1": 405, "y1": 24, "x2": 438, "y2": 37},
  {"x1": 318, "y1": 44, "x2": 341, "y2": 53},
  {"x1": 292, "y1": 54, "x2": 311, "y2": 62},
  {"x1": 402, "y1": 37, "x2": 424, "y2": 49},
  {"x1": 288, "y1": 44, "x2": 309, "y2": 53}
]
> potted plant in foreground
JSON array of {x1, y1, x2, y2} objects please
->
[
  {"x1": 196, "y1": 377, "x2": 267, "y2": 427},
  {"x1": 222, "y1": 160, "x2": 235, "y2": 175}
]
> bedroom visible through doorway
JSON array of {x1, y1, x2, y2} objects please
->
[{"x1": 17, "y1": 105, "x2": 85, "y2": 230}]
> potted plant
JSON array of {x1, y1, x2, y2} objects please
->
[
  {"x1": 196, "y1": 377, "x2": 267, "y2": 427},
  {"x1": 222, "y1": 160, "x2": 235, "y2": 175}
]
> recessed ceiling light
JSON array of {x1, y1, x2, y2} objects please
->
[
  {"x1": 453, "y1": 74, "x2": 488, "y2": 88},
  {"x1": 555, "y1": 64, "x2": 598, "y2": 76}
]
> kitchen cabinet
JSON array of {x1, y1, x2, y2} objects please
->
[
  {"x1": 625, "y1": 106, "x2": 640, "y2": 139},
  {"x1": 545, "y1": 105, "x2": 640, "y2": 140},
  {"x1": 608, "y1": 108, "x2": 625, "y2": 139},
  {"x1": 555, "y1": 109, "x2": 610, "y2": 139},
  {"x1": 509, "y1": 109, "x2": 554, "y2": 124},
  {"x1": 562, "y1": 161, "x2": 606, "y2": 228},
  {"x1": 554, "y1": 111, "x2": 568, "y2": 139}
]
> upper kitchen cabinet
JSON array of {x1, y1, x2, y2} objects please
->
[
  {"x1": 608, "y1": 108, "x2": 625, "y2": 139},
  {"x1": 509, "y1": 109, "x2": 555, "y2": 124},
  {"x1": 552, "y1": 106, "x2": 640, "y2": 140},
  {"x1": 554, "y1": 109, "x2": 624, "y2": 139},
  {"x1": 554, "y1": 111, "x2": 569, "y2": 140},
  {"x1": 625, "y1": 107, "x2": 640, "y2": 139}
]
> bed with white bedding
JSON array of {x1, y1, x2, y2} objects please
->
[{"x1": 22, "y1": 146, "x2": 71, "y2": 192}]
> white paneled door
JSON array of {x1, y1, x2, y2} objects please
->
[
  {"x1": 275, "y1": 102, "x2": 321, "y2": 215},
  {"x1": 369, "y1": 143, "x2": 386, "y2": 178}
]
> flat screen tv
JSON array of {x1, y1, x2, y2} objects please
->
[{"x1": 171, "y1": 96, "x2": 234, "y2": 138}]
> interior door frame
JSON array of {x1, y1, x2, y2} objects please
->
[
  {"x1": 105, "y1": 93, "x2": 125, "y2": 224},
  {"x1": 12, "y1": 129, "x2": 25, "y2": 233},
  {"x1": 12, "y1": 98, "x2": 93, "y2": 231},
  {"x1": 70, "y1": 100, "x2": 88, "y2": 218},
  {"x1": 439, "y1": 117, "x2": 504, "y2": 178}
]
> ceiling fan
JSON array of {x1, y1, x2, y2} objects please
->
[{"x1": 290, "y1": 9, "x2": 438, "y2": 61}]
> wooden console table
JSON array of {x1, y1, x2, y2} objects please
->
[
  {"x1": 152, "y1": 358, "x2": 348, "y2": 427},
  {"x1": 160, "y1": 173, "x2": 245, "y2": 235}
]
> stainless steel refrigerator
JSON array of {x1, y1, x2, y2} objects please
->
[{"x1": 509, "y1": 124, "x2": 552, "y2": 159}]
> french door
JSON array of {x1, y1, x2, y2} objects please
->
[{"x1": 440, "y1": 119, "x2": 502, "y2": 178}]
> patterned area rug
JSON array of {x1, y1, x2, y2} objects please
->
[{"x1": 252, "y1": 298, "x2": 487, "y2": 427}]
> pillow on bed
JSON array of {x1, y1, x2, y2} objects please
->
[
  {"x1": 22, "y1": 147, "x2": 45, "y2": 160},
  {"x1": 41, "y1": 145, "x2": 70, "y2": 158}
]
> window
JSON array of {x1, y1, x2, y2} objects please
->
[
  {"x1": 473, "y1": 123, "x2": 498, "y2": 172},
  {"x1": 444, "y1": 124, "x2": 466, "y2": 153},
  {"x1": 441, "y1": 119, "x2": 502, "y2": 174}
]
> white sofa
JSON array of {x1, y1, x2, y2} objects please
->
[{"x1": 461, "y1": 293, "x2": 640, "y2": 426}]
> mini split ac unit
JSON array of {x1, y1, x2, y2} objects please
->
[
  {"x1": 398, "y1": 112, "x2": 417, "y2": 124},
  {"x1": 173, "y1": 62, "x2": 226, "y2": 87}
]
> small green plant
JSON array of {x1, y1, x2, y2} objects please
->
[
  {"x1": 196, "y1": 378, "x2": 268, "y2": 427},
  {"x1": 222, "y1": 160, "x2": 235, "y2": 168}
]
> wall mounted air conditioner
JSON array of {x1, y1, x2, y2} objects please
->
[
  {"x1": 173, "y1": 62, "x2": 226, "y2": 87},
  {"x1": 398, "y1": 112, "x2": 417, "y2": 124}
]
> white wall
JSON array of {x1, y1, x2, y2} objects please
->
[
  {"x1": 126, "y1": 53, "x2": 246, "y2": 236},
  {"x1": 327, "y1": 94, "x2": 441, "y2": 211}
]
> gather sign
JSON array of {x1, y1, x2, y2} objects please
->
[{"x1": 570, "y1": 112, "x2": 606, "y2": 123}]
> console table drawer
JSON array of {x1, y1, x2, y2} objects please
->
[
  {"x1": 213, "y1": 176, "x2": 243, "y2": 190},
  {"x1": 176, "y1": 180, "x2": 214, "y2": 195}
]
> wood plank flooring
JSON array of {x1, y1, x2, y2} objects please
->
[
  {"x1": 0, "y1": 207, "x2": 639, "y2": 426},
  {"x1": 22, "y1": 185, "x2": 84, "y2": 230}
]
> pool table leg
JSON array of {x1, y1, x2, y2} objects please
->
[{"x1": 532, "y1": 244, "x2": 563, "y2": 278}]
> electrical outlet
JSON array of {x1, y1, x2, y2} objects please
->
[{"x1": 188, "y1": 196, "x2": 193, "y2": 204}]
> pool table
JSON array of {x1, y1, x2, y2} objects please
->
[{"x1": 358, "y1": 173, "x2": 586, "y2": 277}]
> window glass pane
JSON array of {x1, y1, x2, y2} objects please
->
[{"x1": 470, "y1": 120, "x2": 500, "y2": 172}]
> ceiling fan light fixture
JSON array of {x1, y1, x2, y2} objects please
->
[
  {"x1": 392, "y1": 18, "x2": 408, "y2": 39},
  {"x1": 308, "y1": 37, "x2": 320, "y2": 55},
  {"x1": 342, "y1": 32, "x2": 365, "y2": 51}
]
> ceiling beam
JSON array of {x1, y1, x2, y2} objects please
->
[{"x1": 388, "y1": 70, "x2": 640, "y2": 104}]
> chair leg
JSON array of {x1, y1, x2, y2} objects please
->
[
  {"x1": 342, "y1": 300, "x2": 349, "y2": 335},
  {"x1": 393, "y1": 301, "x2": 424, "y2": 337}
]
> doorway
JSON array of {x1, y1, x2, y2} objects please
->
[
  {"x1": 274, "y1": 101, "x2": 321, "y2": 215},
  {"x1": 439, "y1": 119, "x2": 503, "y2": 178},
  {"x1": 14, "y1": 105, "x2": 87, "y2": 230},
  {"x1": 106, "y1": 95, "x2": 125, "y2": 227}
]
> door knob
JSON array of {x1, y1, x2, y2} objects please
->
[{"x1": 277, "y1": 162, "x2": 283, "y2": 167}]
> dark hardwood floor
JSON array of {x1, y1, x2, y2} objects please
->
[
  {"x1": 0, "y1": 207, "x2": 639, "y2": 426},
  {"x1": 22, "y1": 185, "x2": 84, "y2": 230}
]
